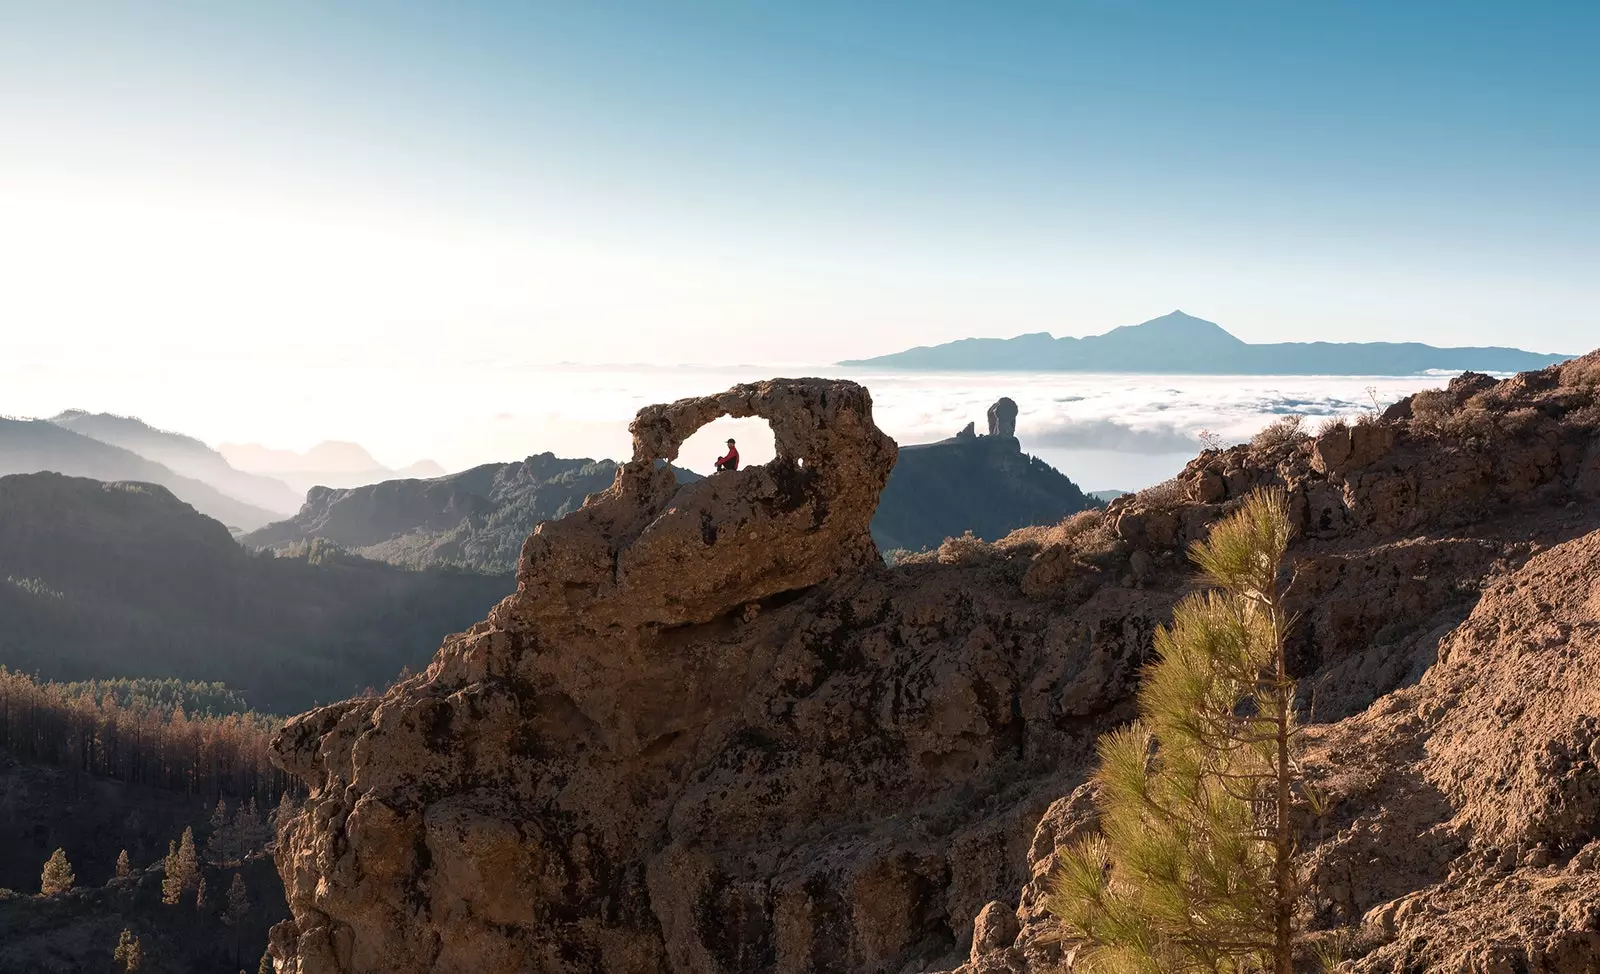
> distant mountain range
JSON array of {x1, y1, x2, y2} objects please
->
[
  {"x1": 50, "y1": 410, "x2": 302, "y2": 513},
  {"x1": 1, "y1": 417, "x2": 282, "y2": 530},
  {"x1": 245, "y1": 401, "x2": 1099, "y2": 567},
  {"x1": 0, "y1": 409, "x2": 452, "y2": 531},
  {"x1": 219, "y1": 440, "x2": 445, "y2": 495},
  {"x1": 840, "y1": 311, "x2": 1574, "y2": 374}
]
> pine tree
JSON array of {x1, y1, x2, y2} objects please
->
[
  {"x1": 40, "y1": 847, "x2": 75, "y2": 895},
  {"x1": 258, "y1": 949, "x2": 275, "y2": 974},
  {"x1": 271, "y1": 791, "x2": 295, "y2": 832},
  {"x1": 162, "y1": 840, "x2": 181, "y2": 904},
  {"x1": 225, "y1": 872, "x2": 250, "y2": 925},
  {"x1": 195, "y1": 874, "x2": 208, "y2": 909},
  {"x1": 238, "y1": 796, "x2": 265, "y2": 857},
  {"x1": 113, "y1": 928, "x2": 143, "y2": 971},
  {"x1": 179, "y1": 825, "x2": 198, "y2": 884},
  {"x1": 210, "y1": 797, "x2": 236, "y2": 864},
  {"x1": 162, "y1": 827, "x2": 199, "y2": 905},
  {"x1": 226, "y1": 872, "x2": 251, "y2": 969},
  {"x1": 1049, "y1": 489, "x2": 1311, "y2": 974},
  {"x1": 115, "y1": 849, "x2": 133, "y2": 881}
]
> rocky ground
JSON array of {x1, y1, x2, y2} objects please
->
[{"x1": 265, "y1": 357, "x2": 1600, "y2": 973}]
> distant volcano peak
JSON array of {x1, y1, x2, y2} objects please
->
[{"x1": 840, "y1": 310, "x2": 1569, "y2": 374}]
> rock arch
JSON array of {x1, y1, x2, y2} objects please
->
[{"x1": 504, "y1": 378, "x2": 898, "y2": 630}]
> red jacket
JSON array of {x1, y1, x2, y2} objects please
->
[{"x1": 716, "y1": 446, "x2": 740, "y2": 470}]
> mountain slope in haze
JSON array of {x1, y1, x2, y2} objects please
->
[
  {"x1": 49, "y1": 410, "x2": 301, "y2": 514},
  {"x1": 0, "y1": 472, "x2": 511, "y2": 713},
  {"x1": 842, "y1": 310, "x2": 1573, "y2": 374},
  {"x1": 244, "y1": 454, "x2": 703, "y2": 573},
  {"x1": 243, "y1": 405, "x2": 1095, "y2": 570},
  {"x1": 0, "y1": 419, "x2": 279, "y2": 530},
  {"x1": 219, "y1": 440, "x2": 446, "y2": 494}
]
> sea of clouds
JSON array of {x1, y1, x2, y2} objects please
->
[
  {"x1": 412, "y1": 365, "x2": 1456, "y2": 491},
  {"x1": 2, "y1": 356, "x2": 1463, "y2": 492}
]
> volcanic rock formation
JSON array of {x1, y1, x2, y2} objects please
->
[
  {"x1": 872, "y1": 399, "x2": 1094, "y2": 553},
  {"x1": 269, "y1": 358, "x2": 1600, "y2": 973},
  {"x1": 985, "y1": 398, "x2": 1017, "y2": 439}
]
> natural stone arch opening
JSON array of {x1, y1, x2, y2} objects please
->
[{"x1": 676, "y1": 415, "x2": 779, "y2": 477}]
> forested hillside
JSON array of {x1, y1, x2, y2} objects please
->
[
  {"x1": 245, "y1": 453, "x2": 700, "y2": 573},
  {"x1": 0, "y1": 671, "x2": 293, "y2": 972},
  {"x1": 0, "y1": 472, "x2": 512, "y2": 713}
]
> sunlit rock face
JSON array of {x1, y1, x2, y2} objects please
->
[{"x1": 269, "y1": 356, "x2": 1600, "y2": 974}]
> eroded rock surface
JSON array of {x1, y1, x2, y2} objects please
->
[
  {"x1": 985, "y1": 399, "x2": 1018, "y2": 439},
  {"x1": 271, "y1": 378, "x2": 1144, "y2": 974},
  {"x1": 271, "y1": 358, "x2": 1600, "y2": 973}
]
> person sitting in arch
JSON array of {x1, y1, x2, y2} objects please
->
[{"x1": 714, "y1": 438, "x2": 740, "y2": 472}]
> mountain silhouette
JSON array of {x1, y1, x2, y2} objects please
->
[
  {"x1": 219, "y1": 440, "x2": 446, "y2": 494},
  {"x1": 840, "y1": 311, "x2": 1572, "y2": 374},
  {"x1": 0, "y1": 418, "x2": 279, "y2": 531},
  {"x1": 49, "y1": 410, "x2": 301, "y2": 514}
]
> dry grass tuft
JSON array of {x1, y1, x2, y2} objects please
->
[
  {"x1": 1496, "y1": 407, "x2": 1544, "y2": 437},
  {"x1": 1250, "y1": 414, "x2": 1307, "y2": 452},
  {"x1": 1409, "y1": 388, "x2": 1454, "y2": 423},
  {"x1": 936, "y1": 531, "x2": 997, "y2": 565},
  {"x1": 1139, "y1": 478, "x2": 1188, "y2": 513},
  {"x1": 990, "y1": 509, "x2": 1121, "y2": 565},
  {"x1": 1570, "y1": 402, "x2": 1600, "y2": 429}
]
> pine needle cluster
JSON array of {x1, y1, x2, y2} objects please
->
[{"x1": 1049, "y1": 490, "x2": 1313, "y2": 974}]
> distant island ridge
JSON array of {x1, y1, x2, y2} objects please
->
[{"x1": 839, "y1": 311, "x2": 1574, "y2": 375}]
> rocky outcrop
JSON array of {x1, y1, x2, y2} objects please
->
[
  {"x1": 985, "y1": 399, "x2": 1017, "y2": 439},
  {"x1": 247, "y1": 397, "x2": 1080, "y2": 573},
  {"x1": 270, "y1": 357, "x2": 1600, "y2": 973},
  {"x1": 941, "y1": 352, "x2": 1600, "y2": 973},
  {"x1": 873, "y1": 399, "x2": 1095, "y2": 553}
]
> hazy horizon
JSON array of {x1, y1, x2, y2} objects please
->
[
  {"x1": 3, "y1": 361, "x2": 1457, "y2": 491},
  {"x1": 3, "y1": 2, "x2": 1594, "y2": 489},
  {"x1": 3, "y1": 2, "x2": 1596, "y2": 381}
]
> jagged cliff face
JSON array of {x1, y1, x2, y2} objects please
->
[{"x1": 270, "y1": 360, "x2": 1600, "y2": 973}]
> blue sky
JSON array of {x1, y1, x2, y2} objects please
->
[{"x1": 1, "y1": 0, "x2": 1595, "y2": 368}]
